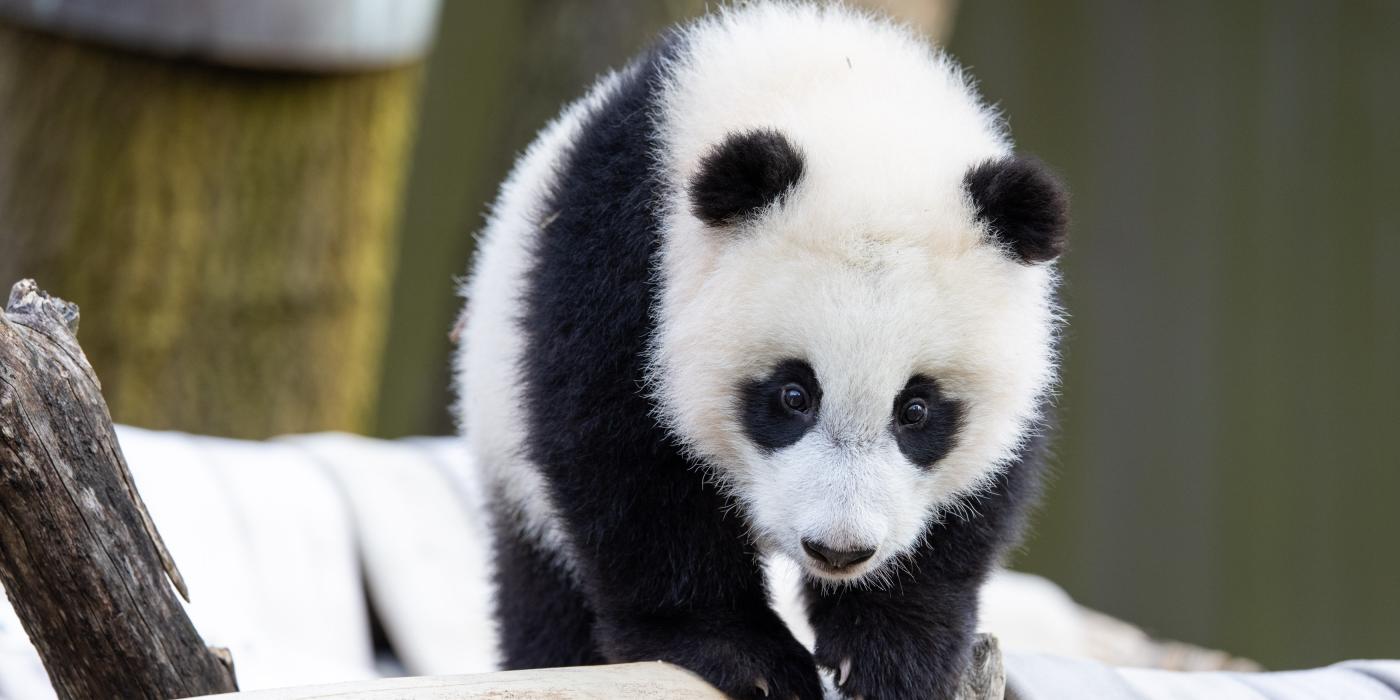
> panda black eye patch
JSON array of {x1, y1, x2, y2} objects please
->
[
  {"x1": 891, "y1": 375, "x2": 963, "y2": 468},
  {"x1": 739, "y1": 359, "x2": 821, "y2": 453}
]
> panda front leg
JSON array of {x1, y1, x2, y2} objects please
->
[
  {"x1": 592, "y1": 590, "x2": 823, "y2": 700},
  {"x1": 804, "y1": 551, "x2": 981, "y2": 700},
  {"x1": 804, "y1": 458, "x2": 1042, "y2": 700},
  {"x1": 542, "y1": 452, "x2": 825, "y2": 700}
]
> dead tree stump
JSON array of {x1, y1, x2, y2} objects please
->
[{"x1": 0, "y1": 279, "x2": 237, "y2": 699}]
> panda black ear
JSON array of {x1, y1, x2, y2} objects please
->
[
  {"x1": 964, "y1": 155, "x2": 1069, "y2": 263},
  {"x1": 689, "y1": 129, "x2": 805, "y2": 228}
]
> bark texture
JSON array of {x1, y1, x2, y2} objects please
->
[
  {"x1": 0, "y1": 20, "x2": 422, "y2": 439},
  {"x1": 188, "y1": 644, "x2": 1002, "y2": 700},
  {"x1": 0, "y1": 279, "x2": 237, "y2": 699}
]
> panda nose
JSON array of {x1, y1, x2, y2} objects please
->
[{"x1": 802, "y1": 539, "x2": 876, "y2": 569}]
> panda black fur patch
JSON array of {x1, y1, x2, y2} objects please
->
[
  {"x1": 510, "y1": 36, "x2": 824, "y2": 697},
  {"x1": 689, "y1": 129, "x2": 805, "y2": 227},
  {"x1": 740, "y1": 359, "x2": 822, "y2": 453},
  {"x1": 964, "y1": 155, "x2": 1069, "y2": 263},
  {"x1": 891, "y1": 375, "x2": 963, "y2": 468}
]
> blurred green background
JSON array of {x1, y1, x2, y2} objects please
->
[
  {"x1": 951, "y1": 0, "x2": 1400, "y2": 672},
  {"x1": 1, "y1": 0, "x2": 1396, "y2": 673}
]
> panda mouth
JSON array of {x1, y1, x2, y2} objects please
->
[
  {"x1": 799, "y1": 540, "x2": 880, "y2": 579},
  {"x1": 800, "y1": 557, "x2": 879, "y2": 581}
]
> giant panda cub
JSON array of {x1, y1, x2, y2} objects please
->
[{"x1": 456, "y1": 3, "x2": 1068, "y2": 699}]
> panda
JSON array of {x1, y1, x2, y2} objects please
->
[{"x1": 455, "y1": 3, "x2": 1068, "y2": 699}]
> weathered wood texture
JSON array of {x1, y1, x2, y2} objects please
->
[
  {"x1": 192, "y1": 640, "x2": 1003, "y2": 700},
  {"x1": 0, "y1": 20, "x2": 422, "y2": 439},
  {"x1": 963, "y1": 634, "x2": 1007, "y2": 699},
  {"x1": 0, "y1": 280, "x2": 237, "y2": 699},
  {"x1": 196, "y1": 662, "x2": 726, "y2": 700}
]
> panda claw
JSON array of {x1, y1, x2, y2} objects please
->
[
  {"x1": 754, "y1": 677, "x2": 770, "y2": 697},
  {"x1": 837, "y1": 658, "x2": 852, "y2": 687}
]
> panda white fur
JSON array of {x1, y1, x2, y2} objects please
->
[{"x1": 455, "y1": 3, "x2": 1068, "y2": 698}]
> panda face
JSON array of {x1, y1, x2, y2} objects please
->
[
  {"x1": 651, "y1": 198, "x2": 1062, "y2": 582},
  {"x1": 650, "y1": 127, "x2": 1065, "y2": 584}
]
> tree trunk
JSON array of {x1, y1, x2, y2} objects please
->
[
  {"x1": 0, "y1": 279, "x2": 237, "y2": 699},
  {"x1": 0, "y1": 18, "x2": 423, "y2": 439}
]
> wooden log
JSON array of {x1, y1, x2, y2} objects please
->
[
  {"x1": 0, "y1": 279, "x2": 237, "y2": 699},
  {"x1": 189, "y1": 639, "x2": 1004, "y2": 700},
  {"x1": 194, "y1": 662, "x2": 725, "y2": 700},
  {"x1": 964, "y1": 633, "x2": 1007, "y2": 699},
  {"x1": 188, "y1": 637, "x2": 1004, "y2": 699}
]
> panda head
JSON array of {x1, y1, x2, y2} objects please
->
[{"x1": 650, "y1": 126, "x2": 1067, "y2": 585}]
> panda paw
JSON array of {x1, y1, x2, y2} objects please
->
[
  {"x1": 811, "y1": 619, "x2": 970, "y2": 700},
  {"x1": 597, "y1": 612, "x2": 824, "y2": 700}
]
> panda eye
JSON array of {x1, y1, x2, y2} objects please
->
[
  {"x1": 780, "y1": 383, "x2": 810, "y2": 413},
  {"x1": 741, "y1": 360, "x2": 821, "y2": 453},
  {"x1": 891, "y1": 376, "x2": 963, "y2": 468},
  {"x1": 898, "y1": 398, "x2": 929, "y2": 427}
]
